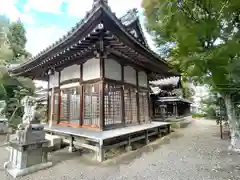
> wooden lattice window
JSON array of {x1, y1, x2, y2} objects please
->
[
  {"x1": 49, "y1": 91, "x2": 59, "y2": 122},
  {"x1": 139, "y1": 91, "x2": 149, "y2": 123},
  {"x1": 104, "y1": 84, "x2": 122, "y2": 127},
  {"x1": 60, "y1": 87, "x2": 80, "y2": 123},
  {"x1": 124, "y1": 86, "x2": 138, "y2": 125},
  {"x1": 83, "y1": 84, "x2": 100, "y2": 128}
]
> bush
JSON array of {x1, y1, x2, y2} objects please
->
[{"x1": 192, "y1": 113, "x2": 206, "y2": 118}]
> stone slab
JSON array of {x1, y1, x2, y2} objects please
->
[{"x1": 6, "y1": 162, "x2": 53, "y2": 178}]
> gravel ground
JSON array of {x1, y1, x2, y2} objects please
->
[{"x1": 0, "y1": 119, "x2": 240, "y2": 180}]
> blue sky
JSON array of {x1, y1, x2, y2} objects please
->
[{"x1": 0, "y1": 0, "x2": 156, "y2": 56}]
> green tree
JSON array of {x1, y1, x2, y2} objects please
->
[
  {"x1": 0, "y1": 16, "x2": 13, "y2": 64},
  {"x1": 142, "y1": 0, "x2": 240, "y2": 150},
  {"x1": 172, "y1": 81, "x2": 195, "y2": 101},
  {"x1": 7, "y1": 20, "x2": 28, "y2": 61},
  {"x1": 0, "y1": 15, "x2": 10, "y2": 46},
  {"x1": 0, "y1": 44, "x2": 14, "y2": 64},
  {"x1": 0, "y1": 66, "x2": 35, "y2": 129}
]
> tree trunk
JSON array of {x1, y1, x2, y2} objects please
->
[{"x1": 223, "y1": 94, "x2": 240, "y2": 152}]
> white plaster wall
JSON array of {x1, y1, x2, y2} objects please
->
[
  {"x1": 104, "y1": 59, "x2": 121, "y2": 81},
  {"x1": 124, "y1": 66, "x2": 136, "y2": 85},
  {"x1": 60, "y1": 64, "x2": 80, "y2": 82},
  {"x1": 138, "y1": 71, "x2": 148, "y2": 87},
  {"x1": 49, "y1": 71, "x2": 59, "y2": 88},
  {"x1": 83, "y1": 58, "x2": 100, "y2": 81}
]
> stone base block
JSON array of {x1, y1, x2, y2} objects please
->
[
  {"x1": 45, "y1": 134, "x2": 62, "y2": 150},
  {"x1": 125, "y1": 145, "x2": 132, "y2": 152},
  {"x1": 6, "y1": 162, "x2": 53, "y2": 178}
]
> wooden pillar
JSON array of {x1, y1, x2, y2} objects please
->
[
  {"x1": 121, "y1": 65, "x2": 125, "y2": 126},
  {"x1": 173, "y1": 102, "x2": 178, "y2": 118},
  {"x1": 147, "y1": 74, "x2": 152, "y2": 122},
  {"x1": 79, "y1": 64, "x2": 83, "y2": 126},
  {"x1": 99, "y1": 30, "x2": 105, "y2": 131},
  {"x1": 136, "y1": 70, "x2": 140, "y2": 124},
  {"x1": 99, "y1": 81, "x2": 105, "y2": 130},
  {"x1": 47, "y1": 76, "x2": 50, "y2": 122},
  {"x1": 152, "y1": 96, "x2": 155, "y2": 118},
  {"x1": 145, "y1": 130, "x2": 149, "y2": 144},
  {"x1": 161, "y1": 104, "x2": 166, "y2": 121},
  {"x1": 56, "y1": 71, "x2": 61, "y2": 124},
  {"x1": 49, "y1": 74, "x2": 55, "y2": 128}
]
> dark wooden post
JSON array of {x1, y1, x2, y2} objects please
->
[
  {"x1": 136, "y1": 70, "x2": 140, "y2": 124},
  {"x1": 175, "y1": 102, "x2": 178, "y2": 118},
  {"x1": 47, "y1": 75, "x2": 50, "y2": 122},
  {"x1": 173, "y1": 102, "x2": 178, "y2": 118},
  {"x1": 121, "y1": 64, "x2": 125, "y2": 126},
  {"x1": 147, "y1": 73, "x2": 152, "y2": 122},
  {"x1": 80, "y1": 64, "x2": 83, "y2": 126},
  {"x1": 99, "y1": 81, "x2": 105, "y2": 130},
  {"x1": 57, "y1": 71, "x2": 61, "y2": 124},
  {"x1": 99, "y1": 29, "x2": 105, "y2": 131}
]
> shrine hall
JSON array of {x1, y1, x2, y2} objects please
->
[{"x1": 10, "y1": 0, "x2": 179, "y2": 138}]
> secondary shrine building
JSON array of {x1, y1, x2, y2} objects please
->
[{"x1": 10, "y1": 0, "x2": 179, "y2": 131}]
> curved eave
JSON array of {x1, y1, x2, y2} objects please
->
[
  {"x1": 101, "y1": 5, "x2": 177, "y2": 75},
  {"x1": 134, "y1": 18, "x2": 149, "y2": 48},
  {"x1": 10, "y1": 5, "x2": 103, "y2": 75},
  {"x1": 10, "y1": 3, "x2": 179, "y2": 78}
]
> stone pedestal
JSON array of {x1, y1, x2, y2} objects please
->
[
  {"x1": 4, "y1": 124, "x2": 53, "y2": 178},
  {"x1": 0, "y1": 118, "x2": 8, "y2": 134}
]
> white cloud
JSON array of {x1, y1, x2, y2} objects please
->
[
  {"x1": 24, "y1": 0, "x2": 65, "y2": 14},
  {"x1": 64, "y1": 0, "x2": 156, "y2": 51},
  {"x1": 65, "y1": 0, "x2": 142, "y2": 18},
  {"x1": 0, "y1": 0, "x2": 19, "y2": 21},
  {"x1": 1, "y1": 0, "x2": 156, "y2": 56},
  {"x1": 64, "y1": 0, "x2": 93, "y2": 17},
  {"x1": 0, "y1": 0, "x2": 34, "y2": 24},
  {"x1": 20, "y1": 13, "x2": 35, "y2": 24},
  {"x1": 26, "y1": 25, "x2": 66, "y2": 56},
  {"x1": 108, "y1": 0, "x2": 142, "y2": 16}
]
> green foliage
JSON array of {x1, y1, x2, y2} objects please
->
[
  {"x1": 0, "y1": 66, "x2": 35, "y2": 129},
  {"x1": 0, "y1": 17, "x2": 34, "y2": 129},
  {"x1": 192, "y1": 113, "x2": 205, "y2": 118},
  {"x1": 0, "y1": 17, "x2": 30, "y2": 64},
  {"x1": 0, "y1": 44, "x2": 14, "y2": 64},
  {"x1": 182, "y1": 83, "x2": 195, "y2": 101},
  {"x1": 0, "y1": 83, "x2": 7, "y2": 100},
  {"x1": 0, "y1": 15, "x2": 10, "y2": 47},
  {"x1": 37, "y1": 104, "x2": 47, "y2": 123},
  {"x1": 172, "y1": 80, "x2": 195, "y2": 101},
  {"x1": 142, "y1": 0, "x2": 240, "y2": 95},
  {"x1": 7, "y1": 20, "x2": 28, "y2": 60}
]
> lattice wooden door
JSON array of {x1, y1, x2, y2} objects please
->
[{"x1": 104, "y1": 85, "x2": 122, "y2": 127}]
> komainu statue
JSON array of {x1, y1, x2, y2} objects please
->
[
  {"x1": 0, "y1": 100, "x2": 6, "y2": 118},
  {"x1": 19, "y1": 96, "x2": 40, "y2": 129}
]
